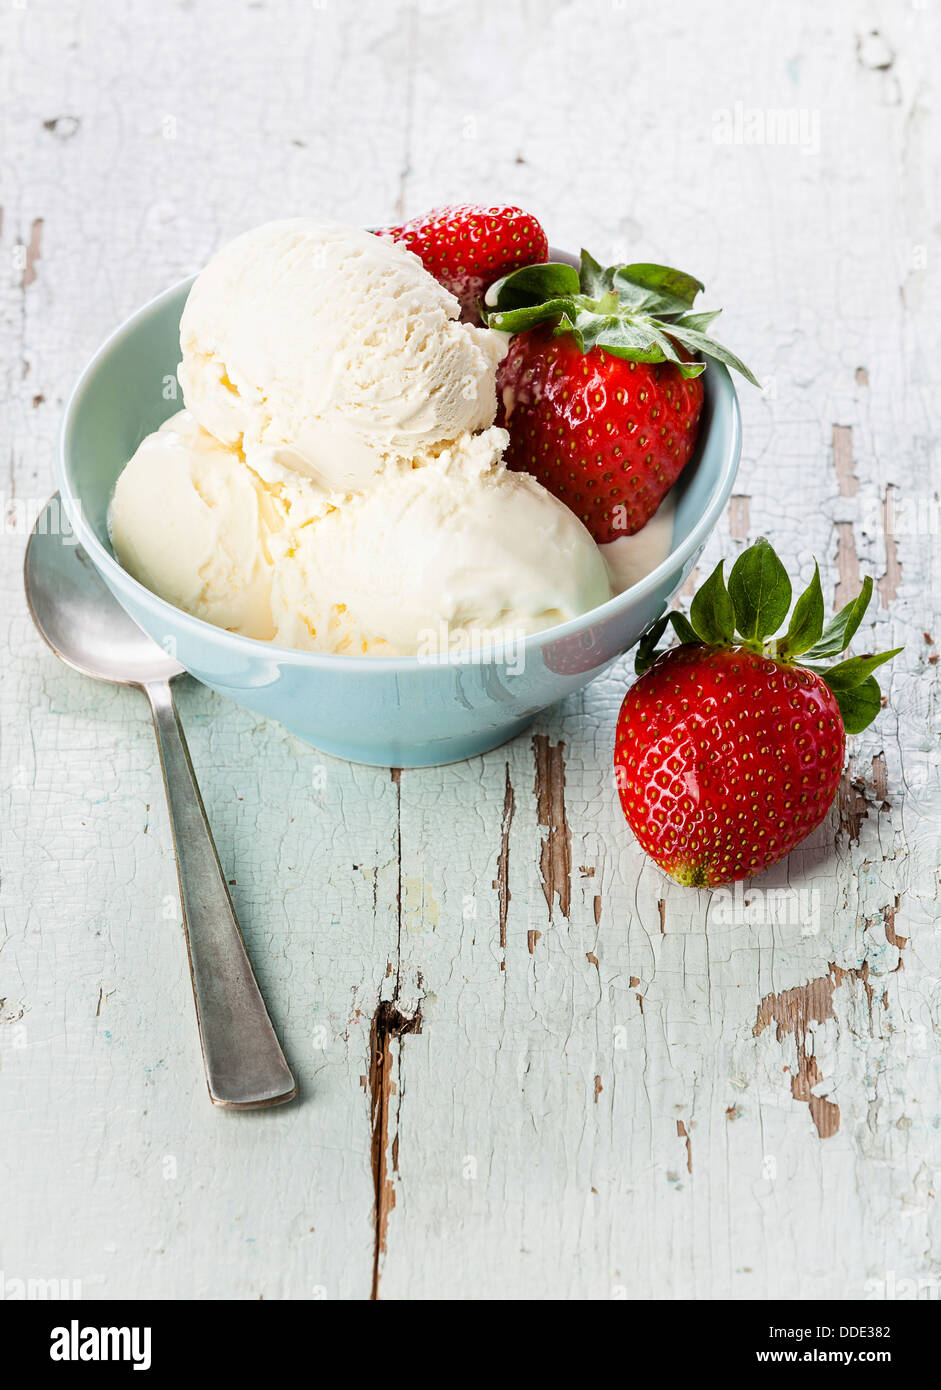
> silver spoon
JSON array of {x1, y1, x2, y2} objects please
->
[{"x1": 24, "y1": 494, "x2": 296, "y2": 1110}]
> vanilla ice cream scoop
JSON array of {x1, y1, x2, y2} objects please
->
[
  {"x1": 110, "y1": 413, "x2": 612, "y2": 658},
  {"x1": 110, "y1": 216, "x2": 633, "y2": 664},
  {"x1": 267, "y1": 428, "x2": 612, "y2": 656},
  {"x1": 178, "y1": 219, "x2": 506, "y2": 491},
  {"x1": 109, "y1": 411, "x2": 280, "y2": 639}
]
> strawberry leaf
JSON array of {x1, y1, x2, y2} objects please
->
[
  {"x1": 689, "y1": 560, "x2": 735, "y2": 644},
  {"x1": 489, "y1": 297, "x2": 581, "y2": 335},
  {"x1": 678, "y1": 309, "x2": 723, "y2": 333},
  {"x1": 634, "y1": 615, "x2": 670, "y2": 675},
  {"x1": 801, "y1": 577, "x2": 873, "y2": 661},
  {"x1": 570, "y1": 310, "x2": 673, "y2": 360},
  {"x1": 728, "y1": 539, "x2": 792, "y2": 642},
  {"x1": 634, "y1": 612, "x2": 698, "y2": 675},
  {"x1": 634, "y1": 541, "x2": 902, "y2": 736},
  {"x1": 610, "y1": 263, "x2": 704, "y2": 316},
  {"x1": 487, "y1": 262, "x2": 581, "y2": 313},
  {"x1": 661, "y1": 322, "x2": 761, "y2": 388},
  {"x1": 579, "y1": 250, "x2": 615, "y2": 299},
  {"x1": 485, "y1": 253, "x2": 757, "y2": 385},
  {"x1": 593, "y1": 314, "x2": 683, "y2": 362},
  {"x1": 812, "y1": 648, "x2": 904, "y2": 691},
  {"x1": 777, "y1": 563, "x2": 824, "y2": 658},
  {"x1": 670, "y1": 613, "x2": 699, "y2": 645},
  {"x1": 833, "y1": 676, "x2": 883, "y2": 735}
]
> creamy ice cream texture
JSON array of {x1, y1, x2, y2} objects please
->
[
  {"x1": 110, "y1": 412, "x2": 278, "y2": 639},
  {"x1": 111, "y1": 218, "x2": 673, "y2": 657},
  {"x1": 267, "y1": 426, "x2": 612, "y2": 655},
  {"x1": 113, "y1": 412, "x2": 612, "y2": 655},
  {"x1": 177, "y1": 219, "x2": 505, "y2": 492}
]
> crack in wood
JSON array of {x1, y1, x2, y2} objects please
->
[
  {"x1": 368, "y1": 998, "x2": 423, "y2": 1301},
  {"x1": 492, "y1": 763, "x2": 515, "y2": 961},
  {"x1": 532, "y1": 735, "x2": 571, "y2": 919},
  {"x1": 366, "y1": 762, "x2": 423, "y2": 1300}
]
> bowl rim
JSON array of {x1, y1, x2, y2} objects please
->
[{"x1": 57, "y1": 271, "x2": 742, "y2": 675}]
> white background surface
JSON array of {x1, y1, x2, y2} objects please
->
[{"x1": 1, "y1": 0, "x2": 939, "y2": 1300}]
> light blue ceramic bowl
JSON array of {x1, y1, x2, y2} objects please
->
[{"x1": 57, "y1": 271, "x2": 741, "y2": 767}]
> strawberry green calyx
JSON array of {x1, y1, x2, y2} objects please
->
[
  {"x1": 485, "y1": 251, "x2": 759, "y2": 386},
  {"x1": 634, "y1": 538, "x2": 902, "y2": 734}
]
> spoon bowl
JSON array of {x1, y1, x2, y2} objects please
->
[{"x1": 25, "y1": 500, "x2": 183, "y2": 686}]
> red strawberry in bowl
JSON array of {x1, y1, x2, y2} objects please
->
[
  {"x1": 375, "y1": 204, "x2": 548, "y2": 321},
  {"x1": 542, "y1": 624, "x2": 607, "y2": 677},
  {"x1": 614, "y1": 539, "x2": 902, "y2": 887},
  {"x1": 486, "y1": 254, "x2": 758, "y2": 544}
]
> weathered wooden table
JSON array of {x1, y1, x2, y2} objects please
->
[{"x1": 2, "y1": 0, "x2": 938, "y2": 1301}]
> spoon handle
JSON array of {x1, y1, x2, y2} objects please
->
[{"x1": 144, "y1": 679, "x2": 296, "y2": 1109}]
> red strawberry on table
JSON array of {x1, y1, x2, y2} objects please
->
[
  {"x1": 614, "y1": 539, "x2": 902, "y2": 887},
  {"x1": 375, "y1": 204, "x2": 548, "y2": 321},
  {"x1": 487, "y1": 254, "x2": 758, "y2": 544}
]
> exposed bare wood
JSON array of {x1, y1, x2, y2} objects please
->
[
  {"x1": 753, "y1": 974, "x2": 842, "y2": 1138},
  {"x1": 728, "y1": 494, "x2": 751, "y2": 540},
  {"x1": 883, "y1": 896, "x2": 906, "y2": 951},
  {"x1": 834, "y1": 521, "x2": 861, "y2": 611},
  {"x1": 21, "y1": 216, "x2": 42, "y2": 289},
  {"x1": 878, "y1": 485, "x2": 902, "y2": 606},
  {"x1": 368, "y1": 999, "x2": 423, "y2": 1301},
  {"x1": 532, "y1": 735, "x2": 571, "y2": 920},
  {"x1": 676, "y1": 1120, "x2": 693, "y2": 1173},
  {"x1": 832, "y1": 425, "x2": 858, "y2": 497},
  {"x1": 837, "y1": 768, "x2": 870, "y2": 843}
]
